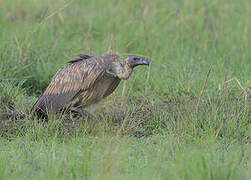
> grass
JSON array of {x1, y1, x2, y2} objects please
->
[
  {"x1": 0, "y1": 136, "x2": 249, "y2": 180},
  {"x1": 0, "y1": 0, "x2": 250, "y2": 179}
]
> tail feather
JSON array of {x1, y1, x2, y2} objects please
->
[{"x1": 31, "y1": 97, "x2": 49, "y2": 119}]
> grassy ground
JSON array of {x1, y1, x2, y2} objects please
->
[{"x1": 0, "y1": 0, "x2": 250, "y2": 179}]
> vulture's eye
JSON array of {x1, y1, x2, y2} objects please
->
[{"x1": 133, "y1": 57, "x2": 139, "y2": 61}]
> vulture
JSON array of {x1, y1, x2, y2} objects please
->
[{"x1": 32, "y1": 52, "x2": 149, "y2": 118}]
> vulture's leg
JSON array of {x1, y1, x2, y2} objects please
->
[
  {"x1": 85, "y1": 104, "x2": 98, "y2": 115},
  {"x1": 69, "y1": 107, "x2": 94, "y2": 120}
]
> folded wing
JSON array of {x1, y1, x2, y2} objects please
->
[{"x1": 32, "y1": 55, "x2": 109, "y2": 115}]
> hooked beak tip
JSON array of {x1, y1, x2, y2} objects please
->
[{"x1": 141, "y1": 58, "x2": 149, "y2": 66}]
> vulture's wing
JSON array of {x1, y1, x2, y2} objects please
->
[
  {"x1": 32, "y1": 55, "x2": 109, "y2": 114},
  {"x1": 68, "y1": 54, "x2": 93, "y2": 63}
]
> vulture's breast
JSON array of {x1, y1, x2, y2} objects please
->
[{"x1": 76, "y1": 74, "x2": 121, "y2": 108}]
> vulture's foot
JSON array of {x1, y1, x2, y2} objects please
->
[{"x1": 69, "y1": 107, "x2": 94, "y2": 120}]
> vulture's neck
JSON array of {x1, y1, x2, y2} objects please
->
[{"x1": 112, "y1": 61, "x2": 133, "y2": 80}]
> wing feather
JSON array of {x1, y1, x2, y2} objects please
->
[{"x1": 32, "y1": 56, "x2": 109, "y2": 114}]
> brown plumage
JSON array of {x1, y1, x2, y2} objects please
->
[{"x1": 32, "y1": 52, "x2": 149, "y2": 117}]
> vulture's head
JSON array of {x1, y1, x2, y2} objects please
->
[{"x1": 125, "y1": 55, "x2": 149, "y2": 68}]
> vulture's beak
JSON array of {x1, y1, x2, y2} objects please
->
[{"x1": 139, "y1": 57, "x2": 149, "y2": 66}]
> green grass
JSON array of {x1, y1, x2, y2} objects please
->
[
  {"x1": 0, "y1": 135, "x2": 250, "y2": 180},
  {"x1": 0, "y1": 0, "x2": 250, "y2": 179}
]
